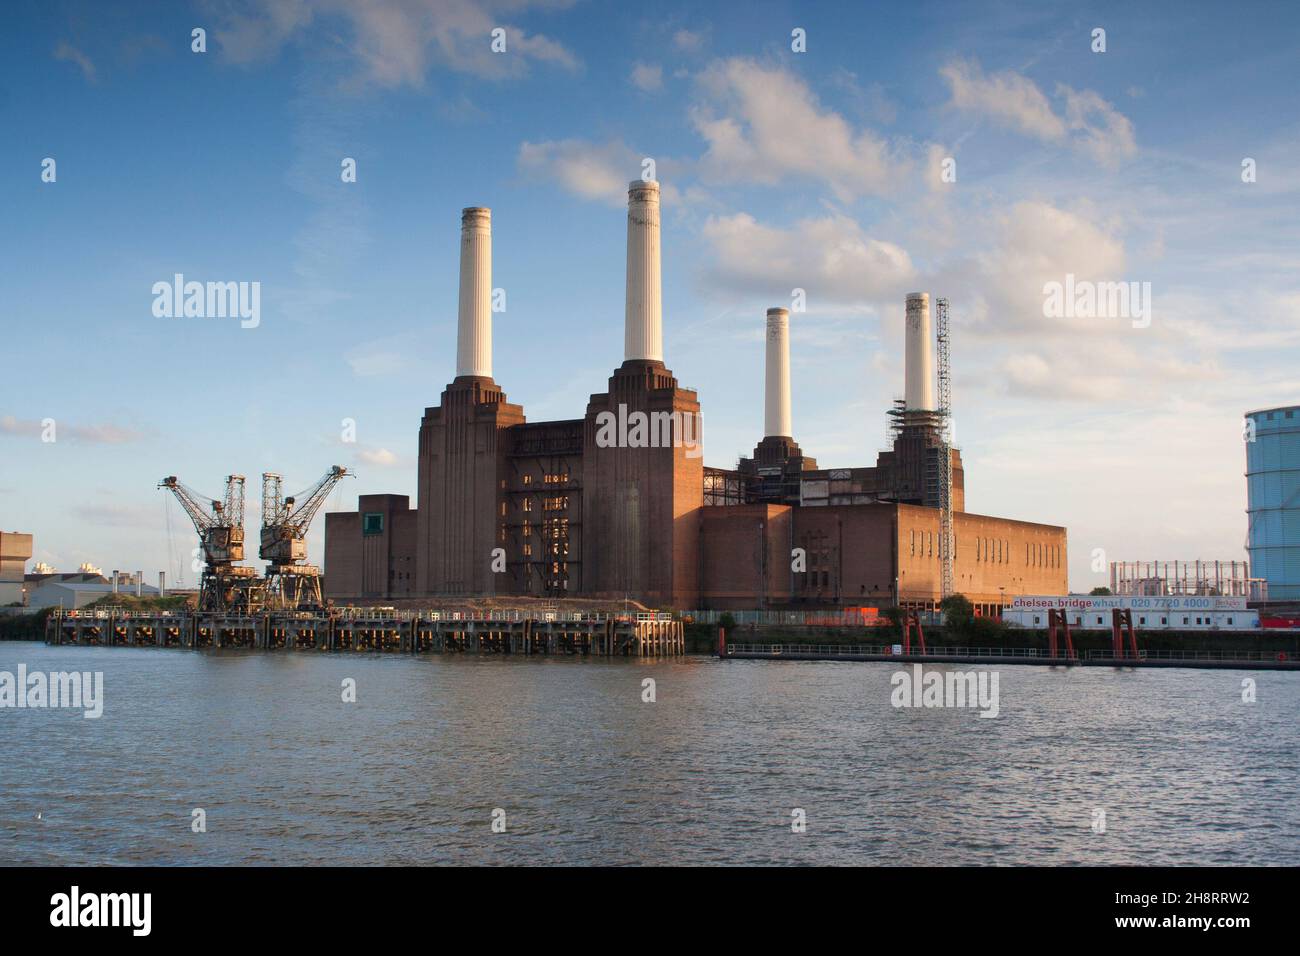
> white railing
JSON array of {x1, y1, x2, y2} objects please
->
[{"x1": 724, "y1": 643, "x2": 1066, "y2": 659}]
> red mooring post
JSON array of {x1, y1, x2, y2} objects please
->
[
  {"x1": 902, "y1": 611, "x2": 927, "y2": 655},
  {"x1": 1123, "y1": 609, "x2": 1138, "y2": 659},
  {"x1": 1047, "y1": 609, "x2": 1077, "y2": 660},
  {"x1": 717, "y1": 625, "x2": 727, "y2": 658},
  {"x1": 1111, "y1": 609, "x2": 1125, "y2": 659}
]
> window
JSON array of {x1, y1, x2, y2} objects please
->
[
  {"x1": 1183, "y1": 617, "x2": 1189, "y2": 625},
  {"x1": 1034, "y1": 616, "x2": 1041, "y2": 625},
  {"x1": 522, "y1": 474, "x2": 532, "y2": 486},
  {"x1": 362, "y1": 513, "x2": 384, "y2": 535},
  {"x1": 1161, "y1": 617, "x2": 1167, "y2": 625},
  {"x1": 1139, "y1": 617, "x2": 1145, "y2": 625},
  {"x1": 1096, "y1": 616, "x2": 1103, "y2": 624},
  {"x1": 1227, "y1": 617, "x2": 1234, "y2": 625}
]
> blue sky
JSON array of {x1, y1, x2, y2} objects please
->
[{"x1": 2, "y1": 0, "x2": 1298, "y2": 592}]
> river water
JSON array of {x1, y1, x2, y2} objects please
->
[{"x1": 1, "y1": 641, "x2": 1296, "y2": 865}]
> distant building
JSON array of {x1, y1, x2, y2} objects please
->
[
  {"x1": 27, "y1": 580, "x2": 161, "y2": 611},
  {"x1": 1246, "y1": 405, "x2": 1300, "y2": 600},
  {"x1": 0, "y1": 531, "x2": 34, "y2": 606},
  {"x1": 1004, "y1": 594, "x2": 1259, "y2": 631},
  {"x1": 1109, "y1": 560, "x2": 1265, "y2": 601},
  {"x1": 25, "y1": 571, "x2": 110, "y2": 587}
]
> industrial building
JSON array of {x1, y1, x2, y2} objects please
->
[
  {"x1": 1109, "y1": 559, "x2": 1266, "y2": 601},
  {"x1": 1246, "y1": 405, "x2": 1300, "y2": 600},
  {"x1": 24, "y1": 570, "x2": 169, "y2": 610},
  {"x1": 0, "y1": 531, "x2": 33, "y2": 606},
  {"x1": 1003, "y1": 595, "x2": 1259, "y2": 631},
  {"x1": 325, "y1": 183, "x2": 1068, "y2": 612},
  {"x1": 27, "y1": 579, "x2": 163, "y2": 611}
]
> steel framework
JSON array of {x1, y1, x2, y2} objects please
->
[
  {"x1": 260, "y1": 465, "x2": 351, "y2": 610},
  {"x1": 935, "y1": 297, "x2": 954, "y2": 600},
  {"x1": 159, "y1": 474, "x2": 263, "y2": 612}
]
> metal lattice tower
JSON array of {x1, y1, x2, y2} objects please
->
[
  {"x1": 259, "y1": 466, "x2": 351, "y2": 610},
  {"x1": 936, "y1": 297, "x2": 954, "y2": 599},
  {"x1": 158, "y1": 474, "x2": 262, "y2": 612}
]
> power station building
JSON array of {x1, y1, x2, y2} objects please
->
[{"x1": 324, "y1": 183, "x2": 1068, "y2": 613}]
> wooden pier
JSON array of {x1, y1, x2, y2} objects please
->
[{"x1": 43, "y1": 608, "x2": 685, "y2": 657}]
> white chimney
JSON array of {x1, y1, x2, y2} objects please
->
[
  {"x1": 764, "y1": 308, "x2": 792, "y2": 438},
  {"x1": 624, "y1": 180, "x2": 663, "y2": 362},
  {"x1": 158, "y1": 571, "x2": 166, "y2": 598},
  {"x1": 904, "y1": 292, "x2": 936, "y2": 411},
  {"x1": 112, "y1": 570, "x2": 119, "y2": 595},
  {"x1": 455, "y1": 207, "x2": 492, "y2": 378},
  {"x1": 136, "y1": 571, "x2": 143, "y2": 598}
]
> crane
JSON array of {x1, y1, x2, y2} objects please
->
[
  {"x1": 158, "y1": 474, "x2": 263, "y2": 612},
  {"x1": 260, "y1": 465, "x2": 352, "y2": 609}
]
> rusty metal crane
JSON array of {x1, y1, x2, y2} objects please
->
[
  {"x1": 259, "y1": 465, "x2": 351, "y2": 610},
  {"x1": 158, "y1": 474, "x2": 263, "y2": 612}
]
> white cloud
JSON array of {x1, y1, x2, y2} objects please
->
[
  {"x1": 0, "y1": 415, "x2": 141, "y2": 444},
  {"x1": 630, "y1": 62, "x2": 663, "y2": 92},
  {"x1": 53, "y1": 42, "x2": 97, "y2": 83},
  {"x1": 701, "y1": 211, "x2": 915, "y2": 304},
  {"x1": 941, "y1": 58, "x2": 1063, "y2": 141},
  {"x1": 673, "y1": 28, "x2": 706, "y2": 52},
  {"x1": 357, "y1": 447, "x2": 401, "y2": 467},
  {"x1": 517, "y1": 138, "x2": 643, "y2": 207},
  {"x1": 690, "y1": 58, "x2": 905, "y2": 200},
  {"x1": 976, "y1": 199, "x2": 1127, "y2": 334},
  {"x1": 995, "y1": 344, "x2": 1217, "y2": 402},
  {"x1": 208, "y1": 0, "x2": 579, "y2": 87},
  {"x1": 1059, "y1": 85, "x2": 1137, "y2": 165},
  {"x1": 940, "y1": 59, "x2": 1136, "y2": 165}
]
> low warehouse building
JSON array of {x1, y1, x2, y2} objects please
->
[{"x1": 1003, "y1": 595, "x2": 1260, "y2": 631}]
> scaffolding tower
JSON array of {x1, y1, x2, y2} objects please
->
[{"x1": 936, "y1": 297, "x2": 954, "y2": 600}]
